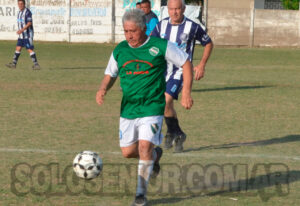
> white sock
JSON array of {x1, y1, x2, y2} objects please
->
[{"x1": 136, "y1": 159, "x2": 154, "y2": 196}]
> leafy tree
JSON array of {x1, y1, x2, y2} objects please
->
[{"x1": 281, "y1": 0, "x2": 299, "y2": 10}]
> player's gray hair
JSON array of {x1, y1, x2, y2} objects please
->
[
  {"x1": 167, "y1": 0, "x2": 186, "y2": 9},
  {"x1": 122, "y1": 9, "x2": 146, "y2": 31}
]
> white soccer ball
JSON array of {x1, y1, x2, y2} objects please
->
[{"x1": 73, "y1": 151, "x2": 103, "y2": 180}]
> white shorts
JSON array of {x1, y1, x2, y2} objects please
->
[{"x1": 119, "y1": 116, "x2": 164, "y2": 147}]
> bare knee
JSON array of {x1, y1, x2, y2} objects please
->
[
  {"x1": 121, "y1": 144, "x2": 139, "y2": 158},
  {"x1": 122, "y1": 151, "x2": 137, "y2": 158},
  {"x1": 164, "y1": 93, "x2": 176, "y2": 117},
  {"x1": 138, "y1": 141, "x2": 154, "y2": 160}
]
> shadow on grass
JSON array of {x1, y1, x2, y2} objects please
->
[
  {"x1": 148, "y1": 170, "x2": 299, "y2": 205},
  {"x1": 184, "y1": 135, "x2": 300, "y2": 153},
  {"x1": 49, "y1": 66, "x2": 104, "y2": 70},
  {"x1": 192, "y1": 85, "x2": 273, "y2": 93}
]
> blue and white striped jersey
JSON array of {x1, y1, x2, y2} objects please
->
[
  {"x1": 17, "y1": 8, "x2": 34, "y2": 39},
  {"x1": 151, "y1": 16, "x2": 212, "y2": 81},
  {"x1": 151, "y1": 16, "x2": 211, "y2": 62}
]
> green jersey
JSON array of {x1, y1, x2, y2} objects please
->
[{"x1": 105, "y1": 37, "x2": 188, "y2": 119}]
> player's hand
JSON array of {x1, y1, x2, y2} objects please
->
[
  {"x1": 193, "y1": 63, "x2": 206, "y2": 81},
  {"x1": 181, "y1": 93, "x2": 193, "y2": 110},
  {"x1": 16, "y1": 29, "x2": 23, "y2": 35},
  {"x1": 96, "y1": 89, "x2": 106, "y2": 106}
]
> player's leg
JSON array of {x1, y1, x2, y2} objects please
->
[
  {"x1": 164, "y1": 93, "x2": 177, "y2": 149},
  {"x1": 121, "y1": 142, "x2": 139, "y2": 158},
  {"x1": 132, "y1": 116, "x2": 163, "y2": 206},
  {"x1": 6, "y1": 40, "x2": 23, "y2": 68},
  {"x1": 164, "y1": 78, "x2": 186, "y2": 152},
  {"x1": 25, "y1": 38, "x2": 41, "y2": 70},
  {"x1": 119, "y1": 117, "x2": 140, "y2": 158}
]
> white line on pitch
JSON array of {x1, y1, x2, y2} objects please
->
[{"x1": 0, "y1": 148, "x2": 300, "y2": 161}]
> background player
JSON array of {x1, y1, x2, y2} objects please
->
[
  {"x1": 151, "y1": 0, "x2": 213, "y2": 152},
  {"x1": 5, "y1": 0, "x2": 40, "y2": 70},
  {"x1": 140, "y1": 0, "x2": 159, "y2": 35},
  {"x1": 96, "y1": 9, "x2": 193, "y2": 206}
]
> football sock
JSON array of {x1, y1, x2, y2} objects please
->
[
  {"x1": 164, "y1": 116, "x2": 184, "y2": 135},
  {"x1": 136, "y1": 159, "x2": 154, "y2": 196},
  {"x1": 152, "y1": 149, "x2": 157, "y2": 162},
  {"x1": 30, "y1": 52, "x2": 38, "y2": 65},
  {"x1": 13, "y1": 51, "x2": 21, "y2": 64}
]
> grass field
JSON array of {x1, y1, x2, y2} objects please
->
[{"x1": 0, "y1": 40, "x2": 300, "y2": 206}]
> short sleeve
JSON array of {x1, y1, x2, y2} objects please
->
[
  {"x1": 151, "y1": 23, "x2": 160, "y2": 37},
  {"x1": 26, "y1": 11, "x2": 32, "y2": 22},
  {"x1": 165, "y1": 42, "x2": 189, "y2": 68},
  {"x1": 147, "y1": 18, "x2": 159, "y2": 36},
  {"x1": 104, "y1": 54, "x2": 119, "y2": 77},
  {"x1": 195, "y1": 24, "x2": 212, "y2": 46}
]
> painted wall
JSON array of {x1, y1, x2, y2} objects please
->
[
  {"x1": 115, "y1": 0, "x2": 161, "y2": 42},
  {"x1": 0, "y1": 0, "x2": 160, "y2": 43},
  {"x1": 1, "y1": 0, "x2": 299, "y2": 46}
]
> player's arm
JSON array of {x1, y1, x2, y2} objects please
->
[
  {"x1": 17, "y1": 22, "x2": 32, "y2": 35},
  {"x1": 148, "y1": 18, "x2": 159, "y2": 36},
  {"x1": 194, "y1": 42, "x2": 213, "y2": 80},
  {"x1": 17, "y1": 11, "x2": 32, "y2": 35},
  {"x1": 165, "y1": 42, "x2": 193, "y2": 109},
  {"x1": 96, "y1": 54, "x2": 118, "y2": 106},
  {"x1": 181, "y1": 60, "x2": 193, "y2": 109}
]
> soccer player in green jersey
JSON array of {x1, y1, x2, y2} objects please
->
[{"x1": 96, "y1": 9, "x2": 193, "y2": 206}]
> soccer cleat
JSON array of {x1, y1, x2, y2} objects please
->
[
  {"x1": 32, "y1": 63, "x2": 41, "y2": 70},
  {"x1": 174, "y1": 133, "x2": 186, "y2": 153},
  {"x1": 151, "y1": 147, "x2": 163, "y2": 178},
  {"x1": 164, "y1": 133, "x2": 175, "y2": 149},
  {"x1": 5, "y1": 62, "x2": 16, "y2": 69},
  {"x1": 131, "y1": 194, "x2": 147, "y2": 206}
]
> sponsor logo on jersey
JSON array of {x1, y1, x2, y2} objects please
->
[
  {"x1": 123, "y1": 60, "x2": 152, "y2": 75},
  {"x1": 180, "y1": 33, "x2": 188, "y2": 42},
  {"x1": 149, "y1": 47, "x2": 159, "y2": 56},
  {"x1": 160, "y1": 33, "x2": 166, "y2": 38}
]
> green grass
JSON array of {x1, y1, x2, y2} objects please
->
[{"x1": 0, "y1": 40, "x2": 300, "y2": 206}]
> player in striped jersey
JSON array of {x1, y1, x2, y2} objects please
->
[
  {"x1": 151, "y1": 0, "x2": 213, "y2": 152},
  {"x1": 6, "y1": 0, "x2": 40, "y2": 70}
]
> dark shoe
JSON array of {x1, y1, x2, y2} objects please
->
[
  {"x1": 164, "y1": 133, "x2": 175, "y2": 149},
  {"x1": 151, "y1": 147, "x2": 163, "y2": 178},
  {"x1": 131, "y1": 194, "x2": 147, "y2": 206},
  {"x1": 32, "y1": 64, "x2": 41, "y2": 70},
  {"x1": 5, "y1": 62, "x2": 16, "y2": 69},
  {"x1": 174, "y1": 133, "x2": 186, "y2": 153}
]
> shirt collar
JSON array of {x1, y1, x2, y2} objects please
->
[
  {"x1": 169, "y1": 16, "x2": 186, "y2": 25},
  {"x1": 128, "y1": 36, "x2": 150, "y2": 48}
]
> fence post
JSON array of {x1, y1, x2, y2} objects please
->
[
  {"x1": 249, "y1": 1, "x2": 255, "y2": 47},
  {"x1": 68, "y1": 0, "x2": 71, "y2": 43},
  {"x1": 111, "y1": 0, "x2": 116, "y2": 44}
]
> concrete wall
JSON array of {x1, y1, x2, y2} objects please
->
[
  {"x1": 207, "y1": 0, "x2": 300, "y2": 47},
  {"x1": 254, "y1": 9, "x2": 300, "y2": 47},
  {"x1": 207, "y1": 0, "x2": 254, "y2": 46}
]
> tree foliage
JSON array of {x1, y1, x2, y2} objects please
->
[{"x1": 281, "y1": 0, "x2": 299, "y2": 10}]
